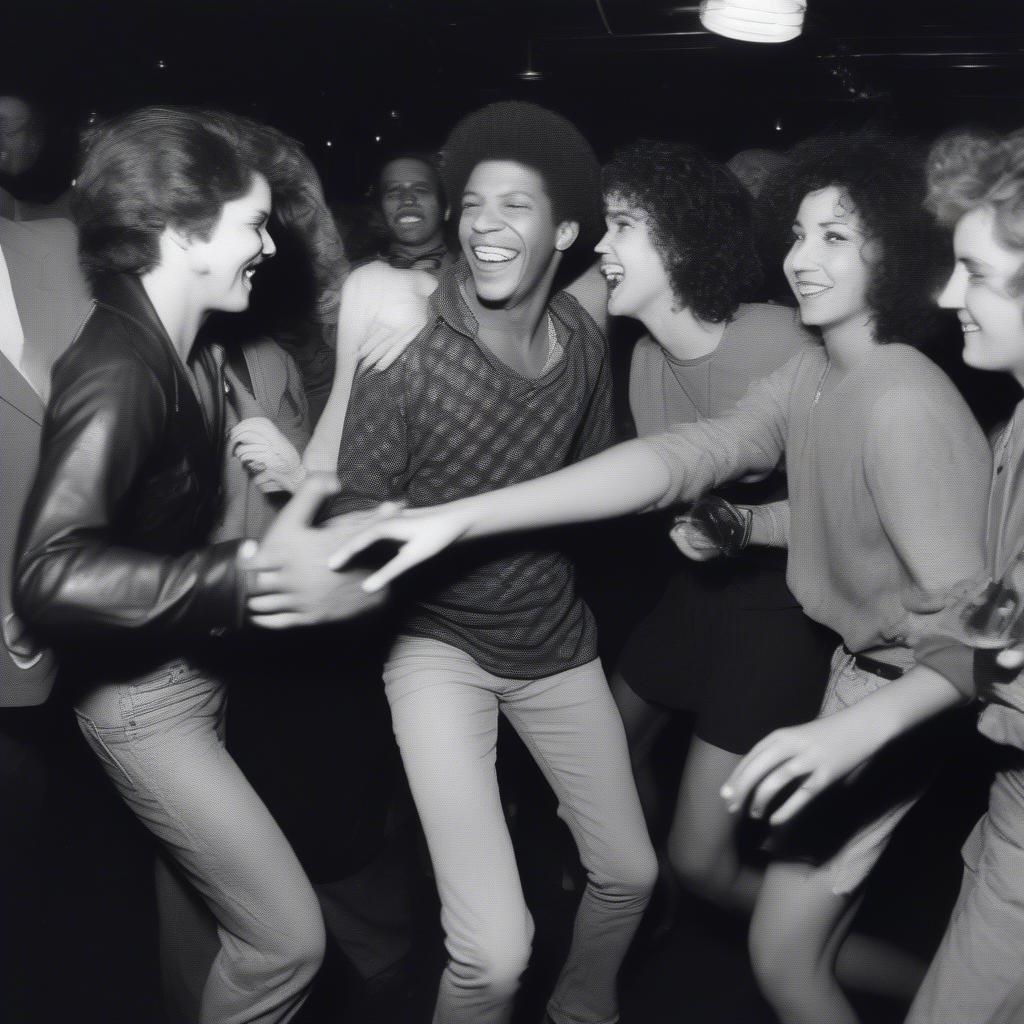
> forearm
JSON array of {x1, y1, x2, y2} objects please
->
[
  {"x1": 16, "y1": 536, "x2": 248, "y2": 640},
  {"x1": 447, "y1": 437, "x2": 674, "y2": 541},
  {"x1": 843, "y1": 663, "x2": 965, "y2": 750}
]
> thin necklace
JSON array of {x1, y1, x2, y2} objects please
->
[{"x1": 813, "y1": 359, "x2": 831, "y2": 406}]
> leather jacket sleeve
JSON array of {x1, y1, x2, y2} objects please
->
[{"x1": 14, "y1": 348, "x2": 247, "y2": 642}]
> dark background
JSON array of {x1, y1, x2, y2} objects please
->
[
  {"x1": 6, "y1": 4, "x2": 1023, "y2": 1023},
  {"x1": 6, "y1": 0, "x2": 1024, "y2": 200}
]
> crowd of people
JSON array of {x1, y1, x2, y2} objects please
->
[{"x1": 3, "y1": 89, "x2": 1024, "y2": 1024}]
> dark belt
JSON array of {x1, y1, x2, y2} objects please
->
[{"x1": 844, "y1": 646, "x2": 906, "y2": 681}]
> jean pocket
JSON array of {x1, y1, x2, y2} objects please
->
[
  {"x1": 129, "y1": 667, "x2": 211, "y2": 717},
  {"x1": 74, "y1": 710, "x2": 135, "y2": 788}
]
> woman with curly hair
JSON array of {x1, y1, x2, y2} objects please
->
[
  {"x1": 745, "y1": 126, "x2": 1024, "y2": 1024},
  {"x1": 330, "y1": 131, "x2": 991, "y2": 1023},
  {"x1": 594, "y1": 140, "x2": 836, "y2": 917}
]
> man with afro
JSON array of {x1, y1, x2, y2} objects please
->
[{"x1": 325, "y1": 100, "x2": 656, "y2": 1024}]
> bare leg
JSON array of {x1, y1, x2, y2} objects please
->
[
  {"x1": 750, "y1": 859, "x2": 863, "y2": 1024},
  {"x1": 609, "y1": 671, "x2": 672, "y2": 830},
  {"x1": 666, "y1": 737, "x2": 762, "y2": 914}
]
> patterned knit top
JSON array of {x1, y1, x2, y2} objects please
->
[{"x1": 330, "y1": 263, "x2": 615, "y2": 678}]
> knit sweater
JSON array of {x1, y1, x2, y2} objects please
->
[
  {"x1": 642, "y1": 339, "x2": 991, "y2": 688},
  {"x1": 330, "y1": 263, "x2": 614, "y2": 678}
]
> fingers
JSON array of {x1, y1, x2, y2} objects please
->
[
  {"x1": 326, "y1": 524, "x2": 388, "y2": 571},
  {"x1": 250, "y1": 612, "x2": 305, "y2": 630},
  {"x1": 361, "y1": 545, "x2": 427, "y2": 592},
  {"x1": 369, "y1": 499, "x2": 407, "y2": 522},
  {"x1": 229, "y1": 418, "x2": 277, "y2": 447},
  {"x1": 766, "y1": 770, "x2": 829, "y2": 826},
  {"x1": 267, "y1": 473, "x2": 340, "y2": 536},
  {"x1": 721, "y1": 732, "x2": 791, "y2": 812},
  {"x1": 997, "y1": 645, "x2": 1024, "y2": 670}
]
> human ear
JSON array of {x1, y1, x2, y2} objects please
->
[{"x1": 555, "y1": 220, "x2": 579, "y2": 252}]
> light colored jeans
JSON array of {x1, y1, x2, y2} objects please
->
[
  {"x1": 74, "y1": 659, "x2": 324, "y2": 1024},
  {"x1": 906, "y1": 763, "x2": 1024, "y2": 1024},
  {"x1": 384, "y1": 636, "x2": 657, "y2": 1024}
]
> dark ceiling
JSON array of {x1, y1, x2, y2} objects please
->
[{"x1": 7, "y1": 0, "x2": 1023, "y2": 197}]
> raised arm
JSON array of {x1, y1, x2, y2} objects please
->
[{"x1": 303, "y1": 263, "x2": 435, "y2": 474}]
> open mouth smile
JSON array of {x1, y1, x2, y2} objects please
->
[
  {"x1": 472, "y1": 245, "x2": 518, "y2": 264},
  {"x1": 794, "y1": 281, "x2": 832, "y2": 299},
  {"x1": 600, "y1": 262, "x2": 624, "y2": 289}
]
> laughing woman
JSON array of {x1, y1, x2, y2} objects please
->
[
  {"x1": 330, "y1": 132, "x2": 992, "y2": 1024},
  {"x1": 596, "y1": 140, "x2": 836, "y2": 914}
]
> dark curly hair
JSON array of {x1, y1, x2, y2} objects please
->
[
  {"x1": 439, "y1": 101, "x2": 601, "y2": 244},
  {"x1": 602, "y1": 140, "x2": 763, "y2": 323},
  {"x1": 926, "y1": 127, "x2": 1024, "y2": 296},
  {"x1": 761, "y1": 131, "x2": 947, "y2": 346}
]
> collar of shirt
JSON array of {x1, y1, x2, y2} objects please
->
[{"x1": 431, "y1": 259, "x2": 583, "y2": 350}]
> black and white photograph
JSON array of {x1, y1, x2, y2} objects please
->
[{"x1": 3, "y1": 2, "x2": 1024, "y2": 1022}]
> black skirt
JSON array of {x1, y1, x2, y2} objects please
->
[{"x1": 617, "y1": 548, "x2": 837, "y2": 755}]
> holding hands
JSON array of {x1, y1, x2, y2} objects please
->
[
  {"x1": 328, "y1": 503, "x2": 475, "y2": 592},
  {"x1": 243, "y1": 475, "x2": 403, "y2": 628}
]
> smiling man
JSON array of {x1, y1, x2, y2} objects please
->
[
  {"x1": 375, "y1": 152, "x2": 455, "y2": 274},
  {"x1": 326, "y1": 101, "x2": 655, "y2": 1024}
]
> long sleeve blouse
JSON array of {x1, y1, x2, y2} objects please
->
[{"x1": 640, "y1": 339, "x2": 991, "y2": 686}]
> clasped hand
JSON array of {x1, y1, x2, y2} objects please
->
[
  {"x1": 230, "y1": 417, "x2": 305, "y2": 494},
  {"x1": 243, "y1": 475, "x2": 403, "y2": 629}
]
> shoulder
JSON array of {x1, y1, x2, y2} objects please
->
[
  {"x1": 729, "y1": 302, "x2": 811, "y2": 349},
  {"x1": 559, "y1": 262, "x2": 608, "y2": 337},
  {"x1": 866, "y1": 347, "x2": 986, "y2": 446},
  {"x1": 57, "y1": 305, "x2": 155, "y2": 384},
  {"x1": 342, "y1": 260, "x2": 438, "y2": 304}
]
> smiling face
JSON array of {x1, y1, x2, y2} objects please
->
[
  {"x1": 190, "y1": 171, "x2": 275, "y2": 314},
  {"x1": 939, "y1": 205, "x2": 1024, "y2": 380},
  {"x1": 458, "y1": 159, "x2": 577, "y2": 307},
  {"x1": 380, "y1": 157, "x2": 445, "y2": 247},
  {"x1": 595, "y1": 194, "x2": 673, "y2": 319},
  {"x1": 784, "y1": 185, "x2": 875, "y2": 336}
]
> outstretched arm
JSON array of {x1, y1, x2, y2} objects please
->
[{"x1": 327, "y1": 349, "x2": 798, "y2": 590}]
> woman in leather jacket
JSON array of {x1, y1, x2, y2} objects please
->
[{"x1": 13, "y1": 106, "x2": 384, "y2": 1024}]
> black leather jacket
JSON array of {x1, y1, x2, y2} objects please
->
[{"x1": 14, "y1": 274, "x2": 246, "y2": 686}]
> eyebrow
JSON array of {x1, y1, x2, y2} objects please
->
[
  {"x1": 604, "y1": 206, "x2": 643, "y2": 219},
  {"x1": 960, "y1": 256, "x2": 992, "y2": 272},
  {"x1": 462, "y1": 189, "x2": 536, "y2": 200}
]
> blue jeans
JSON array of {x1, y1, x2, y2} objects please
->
[
  {"x1": 384, "y1": 637, "x2": 657, "y2": 1024},
  {"x1": 74, "y1": 659, "x2": 324, "y2": 1024}
]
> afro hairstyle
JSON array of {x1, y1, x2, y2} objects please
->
[{"x1": 439, "y1": 101, "x2": 601, "y2": 244}]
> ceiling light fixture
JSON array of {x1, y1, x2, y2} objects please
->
[
  {"x1": 517, "y1": 40, "x2": 545, "y2": 81},
  {"x1": 700, "y1": 0, "x2": 807, "y2": 43}
]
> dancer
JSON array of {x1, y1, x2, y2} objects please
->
[
  {"x1": 599, "y1": 140, "x2": 836, "y2": 915},
  {"x1": 329, "y1": 131, "x2": 991, "y2": 1024},
  {"x1": 311, "y1": 100, "x2": 657, "y2": 1024},
  {"x1": 14, "y1": 106, "x2": 390, "y2": 1024},
  {"x1": 727, "y1": 126, "x2": 1024, "y2": 1024}
]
